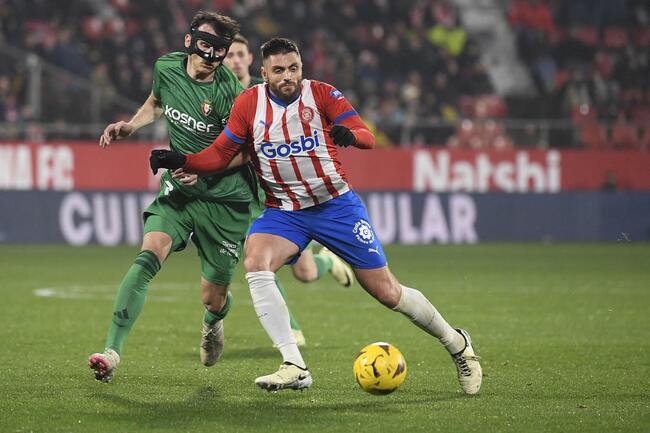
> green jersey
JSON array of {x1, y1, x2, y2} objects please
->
[{"x1": 152, "y1": 52, "x2": 251, "y2": 202}]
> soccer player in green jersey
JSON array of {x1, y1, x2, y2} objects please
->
[
  {"x1": 224, "y1": 34, "x2": 265, "y2": 89},
  {"x1": 223, "y1": 34, "x2": 355, "y2": 294},
  {"x1": 88, "y1": 11, "x2": 302, "y2": 382}
]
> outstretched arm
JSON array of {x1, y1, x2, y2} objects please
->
[
  {"x1": 184, "y1": 128, "x2": 244, "y2": 174},
  {"x1": 150, "y1": 87, "x2": 255, "y2": 175},
  {"x1": 100, "y1": 92, "x2": 162, "y2": 147},
  {"x1": 149, "y1": 128, "x2": 243, "y2": 175}
]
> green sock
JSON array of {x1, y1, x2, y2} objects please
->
[
  {"x1": 313, "y1": 254, "x2": 333, "y2": 279},
  {"x1": 105, "y1": 250, "x2": 161, "y2": 355},
  {"x1": 275, "y1": 277, "x2": 301, "y2": 331},
  {"x1": 203, "y1": 292, "x2": 233, "y2": 326}
]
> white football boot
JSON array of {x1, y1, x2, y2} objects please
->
[
  {"x1": 200, "y1": 320, "x2": 225, "y2": 366},
  {"x1": 451, "y1": 329, "x2": 482, "y2": 395},
  {"x1": 255, "y1": 363, "x2": 313, "y2": 392},
  {"x1": 318, "y1": 248, "x2": 354, "y2": 288},
  {"x1": 88, "y1": 349, "x2": 120, "y2": 383}
]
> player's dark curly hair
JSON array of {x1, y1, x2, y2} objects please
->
[
  {"x1": 190, "y1": 10, "x2": 240, "y2": 39},
  {"x1": 261, "y1": 38, "x2": 300, "y2": 59}
]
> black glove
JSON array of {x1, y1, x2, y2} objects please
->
[
  {"x1": 149, "y1": 149, "x2": 187, "y2": 175},
  {"x1": 329, "y1": 124, "x2": 356, "y2": 147}
]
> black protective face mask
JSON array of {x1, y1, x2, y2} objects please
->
[{"x1": 188, "y1": 28, "x2": 233, "y2": 63}]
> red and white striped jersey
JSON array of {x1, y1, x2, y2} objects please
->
[{"x1": 224, "y1": 80, "x2": 361, "y2": 210}]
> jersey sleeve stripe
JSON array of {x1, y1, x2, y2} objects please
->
[
  {"x1": 333, "y1": 110, "x2": 358, "y2": 124},
  {"x1": 224, "y1": 127, "x2": 245, "y2": 144}
]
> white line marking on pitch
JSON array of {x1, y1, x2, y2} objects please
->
[{"x1": 33, "y1": 283, "x2": 190, "y2": 302}]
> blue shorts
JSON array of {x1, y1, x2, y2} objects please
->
[{"x1": 248, "y1": 191, "x2": 387, "y2": 269}]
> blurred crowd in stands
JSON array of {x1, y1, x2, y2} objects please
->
[
  {"x1": 510, "y1": 0, "x2": 650, "y2": 149},
  {"x1": 0, "y1": 0, "x2": 648, "y2": 149}
]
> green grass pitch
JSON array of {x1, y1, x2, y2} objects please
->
[{"x1": 1, "y1": 244, "x2": 649, "y2": 433}]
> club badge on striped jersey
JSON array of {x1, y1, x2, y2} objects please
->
[
  {"x1": 201, "y1": 99, "x2": 213, "y2": 116},
  {"x1": 300, "y1": 107, "x2": 314, "y2": 123}
]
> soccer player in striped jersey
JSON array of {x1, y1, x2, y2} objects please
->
[
  {"x1": 224, "y1": 34, "x2": 355, "y2": 297},
  {"x1": 150, "y1": 38, "x2": 483, "y2": 395}
]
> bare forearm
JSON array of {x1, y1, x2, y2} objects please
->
[
  {"x1": 128, "y1": 93, "x2": 162, "y2": 132},
  {"x1": 226, "y1": 152, "x2": 249, "y2": 169}
]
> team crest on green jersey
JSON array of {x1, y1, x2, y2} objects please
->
[{"x1": 201, "y1": 99, "x2": 212, "y2": 116}]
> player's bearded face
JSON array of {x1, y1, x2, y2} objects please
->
[{"x1": 263, "y1": 53, "x2": 303, "y2": 102}]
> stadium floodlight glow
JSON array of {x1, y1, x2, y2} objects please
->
[{"x1": 188, "y1": 27, "x2": 233, "y2": 63}]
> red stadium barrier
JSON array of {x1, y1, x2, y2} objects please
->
[
  {"x1": 0, "y1": 142, "x2": 161, "y2": 191},
  {"x1": 338, "y1": 148, "x2": 650, "y2": 192},
  {"x1": 1, "y1": 142, "x2": 649, "y2": 192}
]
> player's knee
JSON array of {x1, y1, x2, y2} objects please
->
[
  {"x1": 244, "y1": 255, "x2": 271, "y2": 273},
  {"x1": 292, "y1": 265, "x2": 317, "y2": 283},
  {"x1": 201, "y1": 280, "x2": 228, "y2": 311},
  {"x1": 203, "y1": 297, "x2": 225, "y2": 312},
  {"x1": 140, "y1": 245, "x2": 167, "y2": 265},
  {"x1": 141, "y1": 233, "x2": 172, "y2": 263}
]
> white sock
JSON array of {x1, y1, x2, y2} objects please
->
[
  {"x1": 246, "y1": 271, "x2": 306, "y2": 368},
  {"x1": 393, "y1": 285, "x2": 465, "y2": 354}
]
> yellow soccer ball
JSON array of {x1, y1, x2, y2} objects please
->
[{"x1": 353, "y1": 342, "x2": 407, "y2": 395}]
